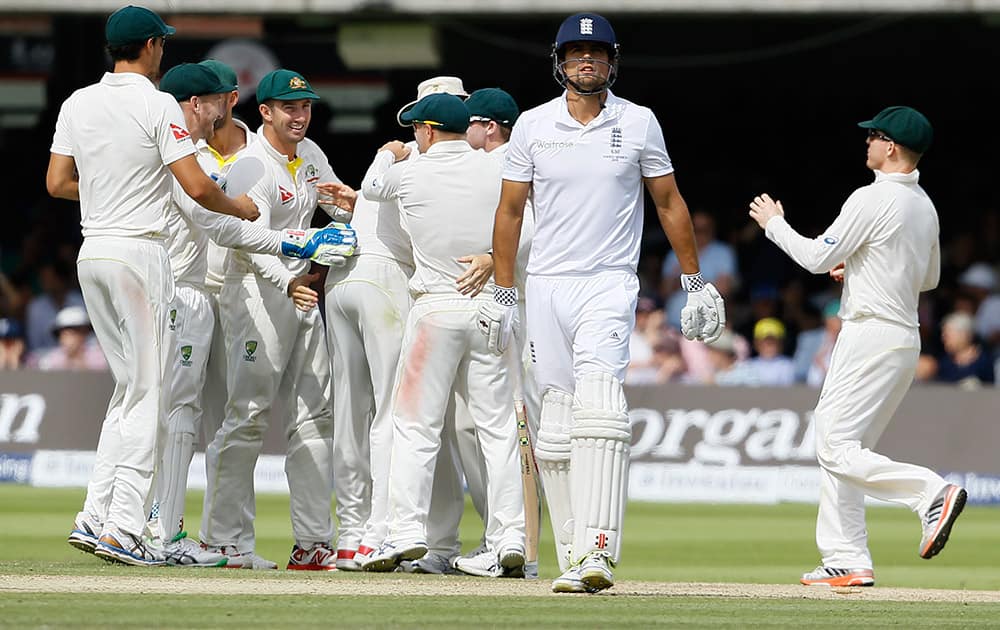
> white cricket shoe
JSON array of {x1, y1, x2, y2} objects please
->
[
  {"x1": 800, "y1": 566, "x2": 875, "y2": 587},
  {"x1": 200, "y1": 544, "x2": 277, "y2": 570},
  {"x1": 452, "y1": 546, "x2": 525, "y2": 578},
  {"x1": 402, "y1": 551, "x2": 456, "y2": 575},
  {"x1": 94, "y1": 525, "x2": 165, "y2": 567},
  {"x1": 335, "y1": 548, "x2": 362, "y2": 571},
  {"x1": 361, "y1": 540, "x2": 427, "y2": 572},
  {"x1": 287, "y1": 542, "x2": 338, "y2": 571},
  {"x1": 164, "y1": 532, "x2": 228, "y2": 567},
  {"x1": 578, "y1": 551, "x2": 615, "y2": 592},
  {"x1": 551, "y1": 565, "x2": 587, "y2": 593},
  {"x1": 920, "y1": 484, "x2": 968, "y2": 559},
  {"x1": 67, "y1": 511, "x2": 102, "y2": 554}
]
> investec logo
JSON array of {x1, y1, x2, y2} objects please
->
[
  {"x1": 628, "y1": 407, "x2": 816, "y2": 466},
  {"x1": 0, "y1": 393, "x2": 46, "y2": 443}
]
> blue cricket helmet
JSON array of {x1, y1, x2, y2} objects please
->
[{"x1": 551, "y1": 13, "x2": 620, "y2": 95}]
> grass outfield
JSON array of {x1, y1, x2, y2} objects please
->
[{"x1": 1, "y1": 486, "x2": 998, "y2": 628}]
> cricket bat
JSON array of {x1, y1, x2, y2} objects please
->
[{"x1": 509, "y1": 340, "x2": 541, "y2": 578}]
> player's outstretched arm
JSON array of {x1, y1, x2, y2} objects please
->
[
  {"x1": 46, "y1": 154, "x2": 79, "y2": 201},
  {"x1": 170, "y1": 154, "x2": 258, "y2": 221},
  {"x1": 478, "y1": 179, "x2": 530, "y2": 355}
]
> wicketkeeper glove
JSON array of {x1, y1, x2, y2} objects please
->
[
  {"x1": 477, "y1": 285, "x2": 520, "y2": 356},
  {"x1": 281, "y1": 222, "x2": 358, "y2": 267},
  {"x1": 679, "y1": 272, "x2": 726, "y2": 344}
]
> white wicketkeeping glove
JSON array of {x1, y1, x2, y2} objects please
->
[
  {"x1": 477, "y1": 285, "x2": 520, "y2": 356},
  {"x1": 679, "y1": 273, "x2": 726, "y2": 344}
]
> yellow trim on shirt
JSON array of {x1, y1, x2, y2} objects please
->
[{"x1": 286, "y1": 156, "x2": 303, "y2": 182}]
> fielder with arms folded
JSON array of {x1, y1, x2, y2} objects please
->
[
  {"x1": 480, "y1": 12, "x2": 725, "y2": 593},
  {"x1": 50, "y1": 5, "x2": 258, "y2": 567},
  {"x1": 749, "y1": 106, "x2": 966, "y2": 588}
]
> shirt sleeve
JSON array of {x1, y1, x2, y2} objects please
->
[
  {"x1": 156, "y1": 95, "x2": 198, "y2": 166},
  {"x1": 361, "y1": 151, "x2": 404, "y2": 202},
  {"x1": 640, "y1": 111, "x2": 674, "y2": 178},
  {"x1": 172, "y1": 180, "x2": 281, "y2": 255},
  {"x1": 243, "y1": 168, "x2": 295, "y2": 293},
  {"x1": 764, "y1": 188, "x2": 877, "y2": 274},
  {"x1": 50, "y1": 99, "x2": 74, "y2": 156},
  {"x1": 502, "y1": 117, "x2": 533, "y2": 183}
]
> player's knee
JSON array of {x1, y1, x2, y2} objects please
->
[{"x1": 814, "y1": 435, "x2": 853, "y2": 472}]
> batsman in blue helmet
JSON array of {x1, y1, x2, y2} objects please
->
[{"x1": 481, "y1": 11, "x2": 726, "y2": 594}]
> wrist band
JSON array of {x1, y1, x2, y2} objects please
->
[
  {"x1": 494, "y1": 285, "x2": 518, "y2": 306},
  {"x1": 680, "y1": 273, "x2": 705, "y2": 292}
]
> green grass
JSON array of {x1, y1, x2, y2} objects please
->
[{"x1": 1, "y1": 486, "x2": 999, "y2": 628}]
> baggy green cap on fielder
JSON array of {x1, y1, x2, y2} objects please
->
[
  {"x1": 465, "y1": 87, "x2": 519, "y2": 127},
  {"x1": 160, "y1": 63, "x2": 236, "y2": 101},
  {"x1": 199, "y1": 59, "x2": 238, "y2": 90},
  {"x1": 106, "y1": 5, "x2": 175, "y2": 47},
  {"x1": 256, "y1": 69, "x2": 320, "y2": 104},
  {"x1": 858, "y1": 105, "x2": 933, "y2": 154},
  {"x1": 399, "y1": 93, "x2": 470, "y2": 133}
]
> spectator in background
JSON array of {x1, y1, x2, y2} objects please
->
[
  {"x1": 0, "y1": 317, "x2": 26, "y2": 370},
  {"x1": 709, "y1": 329, "x2": 759, "y2": 386},
  {"x1": 659, "y1": 211, "x2": 737, "y2": 329},
  {"x1": 934, "y1": 312, "x2": 994, "y2": 387},
  {"x1": 29, "y1": 305, "x2": 107, "y2": 372},
  {"x1": 794, "y1": 300, "x2": 842, "y2": 387},
  {"x1": 25, "y1": 259, "x2": 85, "y2": 353},
  {"x1": 746, "y1": 317, "x2": 796, "y2": 386},
  {"x1": 627, "y1": 296, "x2": 662, "y2": 378},
  {"x1": 955, "y1": 263, "x2": 1000, "y2": 351}
]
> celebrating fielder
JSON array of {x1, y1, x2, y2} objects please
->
[
  {"x1": 748, "y1": 106, "x2": 966, "y2": 587},
  {"x1": 481, "y1": 12, "x2": 725, "y2": 593}
]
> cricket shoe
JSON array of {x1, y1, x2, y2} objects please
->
[
  {"x1": 287, "y1": 542, "x2": 338, "y2": 571},
  {"x1": 94, "y1": 525, "x2": 165, "y2": 567},
  {"x1": 67, "y1": 511, "x2": 102, "y2": 554},
  {"x1": 361, "y1": 540, "x2": 427, "y2": 572},
  {"x1": 453, "y1": 546, "x2": 525, "y2": 578},
  {"x1": 800, "y1": 566, "x2": 875, "y2": 587},
  {"x1": 200, "y1": 544, "x2": 277, "y2": 570},
  {"x1": 402, "y1": 551, "x2": 457, "y2": 575},
  {"x1": 920, "y1": 484, "x2": 967, "y2": 559},
  {"x1": 551, "y1": 565, "x2": 587, "y2": 593},
  {"x1": 578, "y1": 551, "x2": 615, "y2": 592},
  {"x1": 335, "y1": 548, "x2": 362, "y2": 571},
  {"x1": 164, "y1": 532, "x2": 228, "y2": 567}
]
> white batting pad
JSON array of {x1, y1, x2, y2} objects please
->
[
  {"x1": 570, "y1": 371, "x2": 630, "y2": 563},
  {"x1": 534, "y1": 388, "x2": 574, "y2": 572},
  {"x1": 224, "y1": 157, "x2": 265, "y2": 197}
]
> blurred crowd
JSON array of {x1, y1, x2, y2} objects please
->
[{"x1": 2, "y1": 197, "x2": 996, "y2": 387}]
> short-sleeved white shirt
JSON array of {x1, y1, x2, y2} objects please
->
[
  {"x1": 503, "y1": 90, "x2": 673, "y2": 277},
  {"x1": 50, "y1": 72, "x2": 196, "y2": 238}
]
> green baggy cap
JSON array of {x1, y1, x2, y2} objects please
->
[
  {"x1": 465, "y1": 87, "x2": 519, "y2": 127},
  {"x1": 106, "y1": 5, "x2": 176, "y2": 47},
  {"x1": 858, "y1": 106, "x2": 933, "y2": 154},
  {"x1": 256, "y1": 69, "x2": 320, "y2": 104},
  {"x1": 160, "y1": 63, "x2": 236, "y2": 101},
  {"x1": 399, "y1": 93, "x2": 470, "y2": 133}
]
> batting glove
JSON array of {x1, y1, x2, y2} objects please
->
[
  {"x1": 679, "y1": 273, "x2": 726, "y2": 344},
  {"x1": 281, "y1": 223, "x2": 358, "y2": 267},
  {"x1": 478, "y1": 285, "x2": 520, "y2": 356}
]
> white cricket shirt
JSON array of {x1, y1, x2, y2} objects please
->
[
  {"x1": 765, "y1": 169, "x2": 940, "y2": 329},
  {"x1": 227, "y1": 131, "x2": 341, "y2": 293},
  {"x1": 363, "y1": 140, "x2": 502, "y2": 297},
  {"x1": 50, "y1": 72, "x2": 196, "y2": 238},
  {"x1": 200, "y1": 118, "x2": 260, "y2": 293},
  {"x1": 490, "y1": 143, "x2": 534, "y2": 292},
  {"x1": 355, "y1": 149, "x2": 415, "y2": 267},
  {"x1": 503, "y1": 90, "x2": 673, "y2": 277}
]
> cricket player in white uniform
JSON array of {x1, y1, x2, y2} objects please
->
[
  {"x1": 325, "y1": 76, "x2": 479, "y2": 573},
  {"x1": 194, "y1": 59, "x2": 276, "y2": 570},
  {"x1": 359, "y1": 94, "x2": 526, "y2": 575},
  {"x1": 201, "y1": 69, "x2": 352, "y2": 571},
  {"x1": 52, "y1": 6, "x2": 258, "y2": 567},
  {"x1": 481, "y1": 13, "x2": 725, "y2": 593},
  {"x1": 153, "y1": 63, "x2": 357, "y2": 568},
  {"x1": 748, "y1": 106, "x2": 967, "y2": 588}
]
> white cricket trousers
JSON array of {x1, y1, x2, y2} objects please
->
[
  {"x1": 324, "y1": 254, "x2": 412, "y2": 551},
  {"x1": 203, "y1": 272, "x2": 334, "y2": 547},
  {"x1": 77, "y1": 235, "x2": 173, "y2": 536},
  {"x1": 814, "y1": 318, "x2": 949, "y2": 569},
  {"x1": 386, "y1": 295, "x2": 525, "y2": 553}
]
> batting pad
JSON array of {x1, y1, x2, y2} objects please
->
[
  {"x1": 570, "y1": 371, "x2": 630, "y2": 563},
  {"x1": 535, "y1": 388, "x2": 575, "y2": 572}
]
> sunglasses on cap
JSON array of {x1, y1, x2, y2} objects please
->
[{"x1": 867, "y1": 129, "x2": 894, "y2": 143}]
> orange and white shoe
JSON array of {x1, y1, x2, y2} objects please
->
[
  {"x1": 287, "y1": 542, "x2": 338, "y2": 571},
  {"x1": 800, "y1": 566, "x2": 874, "y2": 587},
  {"x1": 919, "y1": 484, "x2": 967, "y2": 560}
]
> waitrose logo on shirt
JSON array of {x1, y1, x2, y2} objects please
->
[{"x1": 531, "y1": 139, "x2": 576, "y2": 150}]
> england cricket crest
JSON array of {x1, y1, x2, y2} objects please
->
[
  {"x1": 244, "y1": 340, "x2": 258, "y2": 362},
  {"x1": 179, "y1": 345, "x2": 193, "y2": 367},
  {"x1": 169, "y1": 309, "x2": 177, "y2": 331}
]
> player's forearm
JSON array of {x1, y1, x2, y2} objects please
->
[
  {"x1": 188, "y1": 182, "x2": 247, "y2": 219},
  {"x1": 765, "y1": 217, "x2": 841, "y2": 274},
  {"x1": 361, "y1": 151, "x2": 396, "y2": 202},
  {"x1": 656, "y1": 202, "x2": 699, "y2": 275},
  {"x1": 192, "y1": 205, "x2": 281, "y2": 255},
  {"x1": 492, "y1": 205, "x2": 523, "y2": 288}
]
